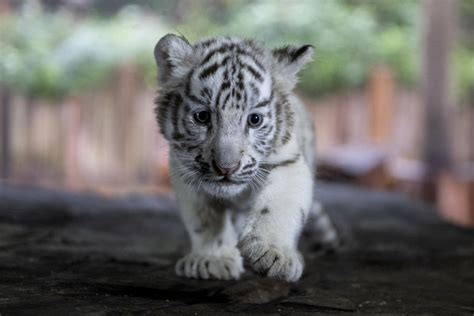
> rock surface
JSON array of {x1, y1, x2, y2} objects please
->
[{"x1": 0, "y1": 183, "x2": 473, "y2": 315}]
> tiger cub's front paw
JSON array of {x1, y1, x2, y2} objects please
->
[
  {"x1": 175, "y1": 248, "x2": 244, "y2": 280},
  {"x1": 238, "y1": 235, "x2": 304, "y2": 282}
]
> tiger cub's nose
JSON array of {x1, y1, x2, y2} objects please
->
[{"x1": 212, "y1": 160, "x2": 240, "y2": 176}]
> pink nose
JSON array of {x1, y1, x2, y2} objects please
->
[{"x1": 213, "y1": 160, "x2": 240, "y2": 176}]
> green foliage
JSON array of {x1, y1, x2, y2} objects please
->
[
  {"x1": 457, "y1": 0, "x2": 474, "y2": 105},
  {"x1": 172, "y1": 0, "x2": 419, "y2": 96},
  {"x1": 0, "y1": 7, "x2": 69, "y2": 98},
  {"x1": 459, "y1": 0, "x2": 474, "y2": 50},
  {"x1": 454, "y1": 48, "x2": 474, "y2": 105},
  {"x1": 348, "y1": 0, "x2": 420, "y2": 87},
  {"x1": 1, "y1": 0, "x2": 472, "y2": 103},
  {"x1": 375, "y1": 26, "x2": 419, "y2": 86},
  {"x1": 0, "y1": 4, "x2": 164, "y2": 99}
]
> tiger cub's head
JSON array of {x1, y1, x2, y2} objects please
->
[{"x1": 154, "y1": 35, "x2": 313, "y2": 198}]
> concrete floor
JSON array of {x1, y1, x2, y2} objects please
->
[{"x1": 1, "y1": 183, "x2": 473, "y2": 315}]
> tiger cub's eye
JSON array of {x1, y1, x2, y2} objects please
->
[
  {"x1": 194, "y1": 110, "x2": 211, "y2": 124},
  {"x1": 247, "y1": 113, "x2": 263, "y2": 127}
]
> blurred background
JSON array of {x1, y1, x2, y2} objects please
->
[{"x1": 0, "y1": 0, "x2": 473, "y2": 226}]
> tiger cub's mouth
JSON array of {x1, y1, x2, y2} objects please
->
[{"x1": 210, "y1": 176, "x2": 247, "y2": 186}]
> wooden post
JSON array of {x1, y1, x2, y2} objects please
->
[
  {"x1": 63, "y1": 97, "x2": 81, "y2": 189},
  {"x1": 469, "y1": 91, "x2": 474, "y2": 162},
  {"x1": 369, "y1": 65, "x2": 394, "y2": 145},
  {"x1": 0, "y1": 88, "x2": 11, "y2": 179},
  {"x1": 421, "y1": 0, "x2": 456, "y2": 200},
  {"x1": 115, "y1": 63, "x2": 138, "y2": 185},
  {"x1": 0, "y1": 5, "x2": 12, "y2": 179}
]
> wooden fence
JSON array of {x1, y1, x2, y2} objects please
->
[{"x1": 0, "y1": 65, "x2": 472, "y2": 195}]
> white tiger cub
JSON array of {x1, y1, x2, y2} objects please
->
[{"x1": 154, "y1": 35, "x2": 338, "y2": 282}]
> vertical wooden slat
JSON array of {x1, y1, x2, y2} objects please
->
[
  {"x1": 369, "y1": 66, "x2": 394, "y2": 145},
  {"x1": 0, "y1": 88, "x2": 11, "y2": 179},
  {"x1": 63, "y1": 97, "x2": 81, "y2": 189},
  {"x1": 114, "y1": 63, "x2": 138, "y2": 184},
  {"x1": 422, "y1": 0, "x2": 456, "y2": 199}
]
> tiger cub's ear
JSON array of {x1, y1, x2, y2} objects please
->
[
  {"x1": 271, "y1": 44, "x2": 314, "y2": 91},
  {"x1": 154, "y1": 34, "x2": 195, "y2": 85}
]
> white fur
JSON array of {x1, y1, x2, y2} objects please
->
[
  {"x1": 170, "y1": 94, "x2": 318, "y2": 282},
  {"x1": 155, "y1": 35, "x2": 339, "y2": 282}
]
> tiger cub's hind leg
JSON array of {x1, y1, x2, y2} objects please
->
[{"x1": 304, "y1": 201, "x2": 342, "y2": 252}]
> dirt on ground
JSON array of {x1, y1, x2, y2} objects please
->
[{"x1": 0, "y1": 183, "x2": 473, "y2": 315}]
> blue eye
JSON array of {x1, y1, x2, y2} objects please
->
[
  {"x1": 247, "y1": 113, "x2": 263, "y2": 127},
  {"x1": 194, "y1": 110, "x2": 211, "y2": 124}
]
